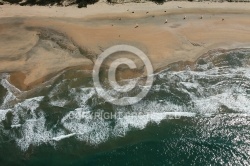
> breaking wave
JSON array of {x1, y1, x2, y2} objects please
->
[{"x1": 0, "y1": 48, "x2": 249, "y2": 151}]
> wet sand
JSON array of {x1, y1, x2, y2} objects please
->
[{"x1": 1, "y1": 2, "x2": 250, "y2": 90}]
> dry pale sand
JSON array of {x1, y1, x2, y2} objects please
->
[{"x1": 1, "y1": 2, "x2": 250, "y2": 90}]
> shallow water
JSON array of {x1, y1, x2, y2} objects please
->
[{"x1": 0, "y1": 48, "x2": 250, "y2": 165}]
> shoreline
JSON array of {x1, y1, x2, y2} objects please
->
[
  {"x1": 1, "y1": 2, "x2": 250, "y2": 90},
  {"x1": 5, "y1": 47, "x2": 250, "y2": 92}
]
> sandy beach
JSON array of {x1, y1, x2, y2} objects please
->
[{"x1": 1, "y1": 1, "x2": 250, "y2": 90}]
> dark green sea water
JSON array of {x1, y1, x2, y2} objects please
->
[{"x1": 0, "y1": 49, "x2": 250, "y2": 165}]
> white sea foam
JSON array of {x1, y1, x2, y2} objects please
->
[
  {"x1": 61, "y1": 107, "x2": 110, "y2": 145},
  {"x1": 11, "y1": 124, "x2": 21, "y2": 128},
  {"x1": 160, "y1": 64, "x2": 250, "y2": 113},
  {"x1": 113, "y1": 111, "x2": 176, "y2": 135},
  {"x1": 180, "y1": 82, "x2": 200, "y2": 90},
  {"x1": 0, "y1": 76, "x2": 21, "y2": 94},
  {"x1": 14, "y1": 96, "x2": 44, "y2": 112},
  {"x1": 113, "y1": 101, "x2": 192, "y2": 136},
  {"x1": 0, "y1": 109, "x2": 11, "y2": 122},
  {"x1": 52, "y1": 133, "x2": 76, "y2": 141},
  {"x1": 0, "y1": 51, "x2": 249, "y2": 151},
  {"x1": 69, "y1": 87, "x2": 95, "y2": 107},
  {"x1": 50, "y1": 99, "x2": 68, "y2": 107},
  {"x1": 0, "y1": 74, "x2": 21, "y2": 109},
  {"x1": 15, "y1": 113, "x2": 53, "y2": 151},
  {"x1": 193, "y1": 91, "x2": 250, "y2": 114},
  {"x1": 61, "y1": 100, "x2": 196, "y2": 145},
  {"x1": 1, "y1": 91, "x2": 17, "y2": 108},
  {"x1": 0, "y1": 96, "x2": 58, "y2": 151},
  {"x1": 48, "y1": 80, "x2": 67, "y2": 98}
]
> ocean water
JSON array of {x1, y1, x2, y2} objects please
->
[{"x1": 0, "y1": 49, "x2": 250, "y2": 165}]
